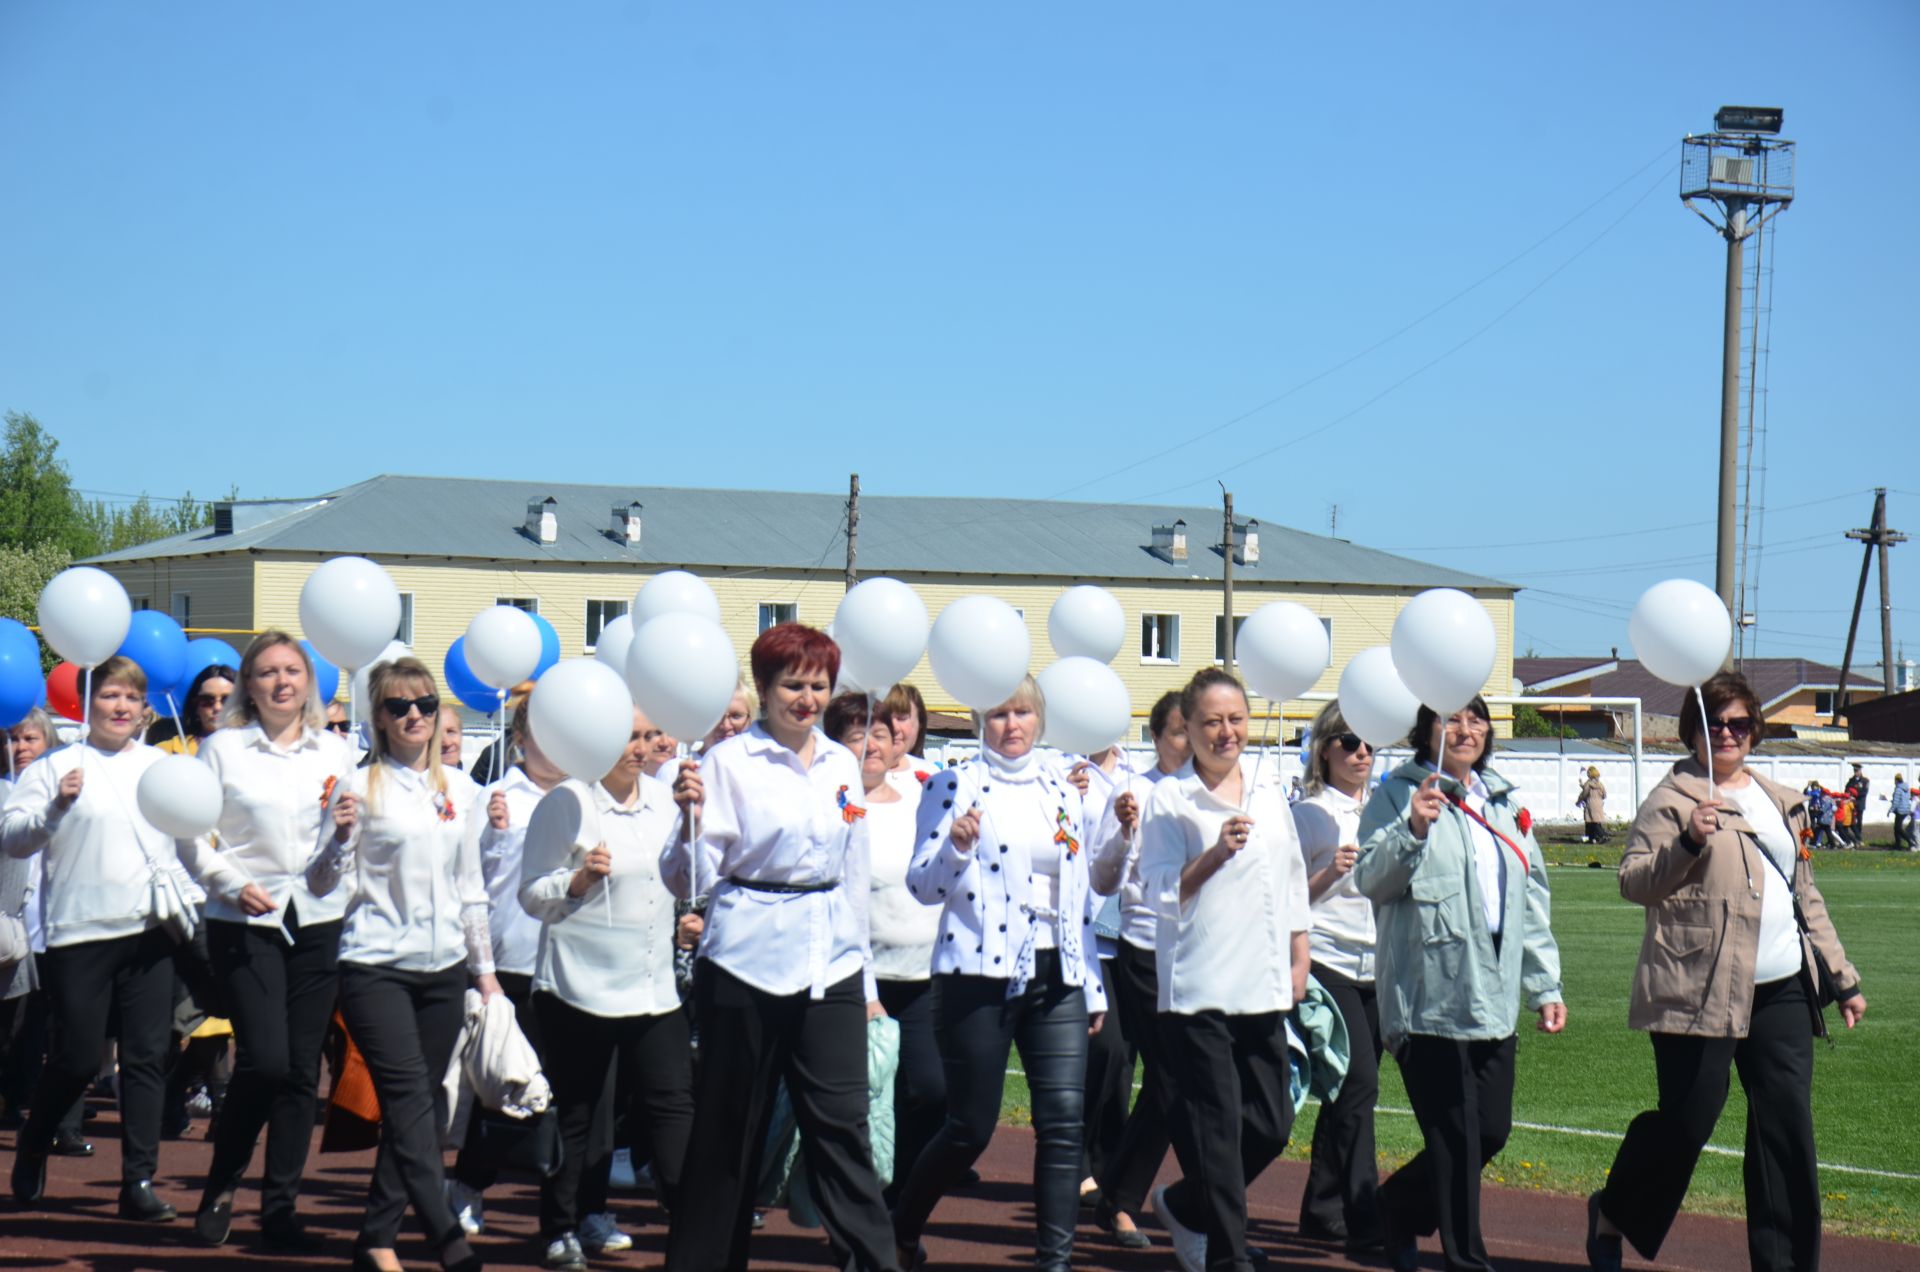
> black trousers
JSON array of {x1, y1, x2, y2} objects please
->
[
  {"x1": 1160, "y1": 1009, "x2": 1296, "y2": 1272},
  {"x1": 336, "y1": 961, "x2": 468, "y2": 1250},
  {"x1": 875, "y1": 977, "x2": 944, "y2": 1209},
  {"x1": 1584, "y1": 821, "x2": 1611, "y2": 844},
  {"x1": 1, "y1": 987, "x2": 84, "y2": 1138},
  {"x1": 1599, "y1": 975, "x2": 1820, "y2": 1270},
  {"x1": 202, "y1": 909, "x2": 341, "y2": 1221},
  {"x1": 451, "y1": 970, "x2": 541, "y2": 1191},
  {"x1": 894, "y1": 957, "x2": 1089, "y2": 1270},
  {"x1": 1095, "y1": 940, "x2": 1173, "y2": 1219},
  {"x1": 535, "y1": 993, "x2": 693, "y2": 1237},
  {"x1": 1894, "y1": 812, "x2": 1913, "y2": 851},
  {"x1": 1379, "y1": 1033, "x2": 1516, "y2": 1272},
  {"x1": 1081, "y1": 953, "x2": 1134, "y2": 1185},
  {"x1": 666, "y1": 964, "x2": 898, "y2": 1272},
  {"x1": 25, "y1": 928, "x2": 176, "y2": 1183},
  {"x1": 1299, "y1": 964, "x2": 1383, "y2": 1243}
]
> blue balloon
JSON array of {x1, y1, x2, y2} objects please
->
[
  {"x1": 530, "y1": 613, "x2": 560, "y2": 678},
  {"x1": 444, "y1": 637, "x2": 503, "y2": 715},
  {"x1": 0, "y1": 617, "x2": 39, "y2": 662},
  {"x1": 301, "y1": 640, "x2": 341, "y2": 705},
  {"x1": 117, "y1": 612, "x2": 190, "y2": 705},
  {"x1": 0, "y1": 627, "x2": 43, "y2": 730},
  {"x1": 181, "y1": 637, "x2": 243, "y2": 691}
]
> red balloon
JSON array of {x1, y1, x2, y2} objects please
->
[{"x1": 48, "y1": 662, "x2": 83, "y2": 722}]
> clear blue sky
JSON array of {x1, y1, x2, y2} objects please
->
[{"x1": 4, "y1": 2, "x2": 1916, "y2": 672}]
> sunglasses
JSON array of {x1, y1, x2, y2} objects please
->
[
  {"x1": 1332, "y1": 733, "x2": 1369, "y2": 754},
  {"x1": 326, "y1": 720, "x2": 352, "y2": 734},
  {"x1": 1706, "y1": 716, "x2": 1756, "y2": 740},
  {"x1": 380, "y1": 695, "x2": 441, "y2": 720}
]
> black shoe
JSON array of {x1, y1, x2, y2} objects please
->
[
  {"x1": 118, "y1": 1180, "x2": 178, "y2": 1222},
  {"x1": 10, "y1": 1148, "x2": 46, "y2": 1205},
  {"x1": 1297, "y1": 1214, "x2": 1348, "y2": 1244},
  {"x1": 437, "y1": 1229, "x2": 483, "y2": 1272},
  {"x1": 1380, "y1": 1208, "x2": 1419, "y2": 1272},
  {"x1": 262, "y1": 1213, "x2": 325, "y2": 1253},
  {"x1": 1095, "y1": 1202, "x2": 1152, "y2": 1250},
  {"x1": 49, "y1": 1128, "x2": 93, "y2": 1157},
  {"x1": 1586, "y1": 1192, "x2": 1623, "y2": 1272},
  {"x1": 1079, "y1": 1184, "x2": 1103, "y2": 1209},
  {"x1": 194, "y1": 1190, "x2": 234, "y2": 1245},
  {"x1": 1346, "y1": 1232, "x2": 1388, "y2": 1258}
]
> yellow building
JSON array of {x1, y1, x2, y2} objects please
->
[{"x1": 89, "y1": 475, "x2": 1517, "y2": 738}]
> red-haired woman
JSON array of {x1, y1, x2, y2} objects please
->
[{"x1": 660, "y1": 624, "x2": 898, "y2": 1272}]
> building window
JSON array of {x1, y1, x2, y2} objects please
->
[
  {"x1": 1815, "y1": 690, "x2": 1848, "y2": 716},
  {"x1": 1213, "y1": 615, "x2": 1246, "y2": 664},
  {"x1": 395, "y1": 593, "x2": 414, "y2": 645},
  {"x1": 496, "y1": 596, "x2": 539, "y2": 614},
  {"x1": 1141, "y1": 613, "x2": 1179, "y2": 664},
  {"x1": 131, "y1": 595, "x2": 150, "y2": 612},
  {"x1": 586, "y1": 599, "x2": 629, "y2": 651},
  {"x1": 759, "y1": 602, "x2": 798, "y2": 633},
  {"x1": 170, "y1": 592, "x2": 191, "y2": 629}
]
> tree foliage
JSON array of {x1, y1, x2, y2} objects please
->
[
  {"x1": 1514, "y1": 702, "x2": 1578, "y2": 738},
  {"x1": 0, "y1": 411, "x2": 219, "y2": 560}
]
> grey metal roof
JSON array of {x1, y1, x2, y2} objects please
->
[{"x1": 86, "y1": 474, "x2": 1512, "y2": 592}]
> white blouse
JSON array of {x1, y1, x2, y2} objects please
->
[
  {"x1": 1726, "y1": 781, "x2": 1803, "y2": 984},
  {"x1": 177, "y1": 724, "x2": 356, "y2": 932},
  {"x1": 866, "y1": 783, "x2": 938, "y2": 982},
  {"x1": 907, "y1": 752, "x2": 1107, "y2": 1014},
  {"x1": 1088, "y1": 766, "x2": 1178, "y2": 953},
  {"x1": 2, "y1": 742, "x2": 196, "y2": 949},
  {"x1": 1140, "y1": 766, "x2": 1311, "y2": 1016},
  {"x1": 308, "y1": 759, "x2": 492, "y2": 976},
  {"x1": 660, "y1": 724, "x2": 874, "y2": 1001},
  {"x1": 474, "y1": 765, "x2": 557, "y2": 977},
  {"x1": 520, "y1": 775, "x2": 683, "y2": 1017},
  {"x1": 1293, "y1": 786, "x2": 1376, "y2": 983}
]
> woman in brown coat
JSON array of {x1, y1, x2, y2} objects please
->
[
  {"x1": 1586, "y1": 671, "x2": 1865, "y2": 1272},
  {"x1": 1577, "y1": 767, "x2": 1608, "y2": 844}
]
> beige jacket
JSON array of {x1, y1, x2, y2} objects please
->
[
  {"x1": 1577, "y1": 778, "x2": 1606, "y2": 823},
  {"x1": 1619, "y1": 759, "x2": 1859, "y2": 1037}
]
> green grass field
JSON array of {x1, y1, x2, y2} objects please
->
[{"x1": 1001, "y1": 852, "x2": 1920, "y2": 1244}]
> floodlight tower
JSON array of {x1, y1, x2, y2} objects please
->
[{"x1": 1680, "y1": 106, "x2": 1794, "y2": 625}]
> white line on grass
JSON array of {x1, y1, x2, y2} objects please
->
[{"x1": 1004, "y1": 1068, "x2": 1920, "y2": 1182}]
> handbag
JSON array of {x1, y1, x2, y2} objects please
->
[
  {"x1": 464, "y1": 1106, "x2": 563, "y2": 1179},
  {"x1": 1750, "y1": 819, "x2": 1841, "y2": 1035},
  {"x1": 91, "y1": 751, "x2": 202, "y2": 945}
]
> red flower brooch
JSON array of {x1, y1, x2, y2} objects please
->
[
  {"x1": 319, "y1": 775, "x2": 338, "y2": 808},
  {"x1": 1516, "y1": 807, "x2": 1533, "y2": 837}
]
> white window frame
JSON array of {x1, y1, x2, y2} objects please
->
[
  {"x1": 1140, "y1": 613, "x2": 1180, "y2": 665},
  {"x1": 758, "y1": 602, "x2": 798, "y2": 633},
  {"x1": 170, "y1": 591, "x2": 191, "y2": 629},
  {"x1": 131, "y1": 595, "x2": 151, "y2": 612},
  {"x1": 395, "y1": 592, "x2": 415, "y2": 645},
  {"x1": 1213, "y1": 614, "x2": 1246, "y2": 665},
  {"x1": 496, "y1": 596, "x2": 540, "y2": 614},
  {"x1": 585, "y1": 598, "x2": 629, "y2": 651}
]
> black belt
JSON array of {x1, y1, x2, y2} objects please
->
[{"x1": 727, "y1": 875, "x2": 841, "y2": 895}]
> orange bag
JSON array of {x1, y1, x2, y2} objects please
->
[{"x1": 320, "y1": 1010, "x2": 382, "y2": 1153}]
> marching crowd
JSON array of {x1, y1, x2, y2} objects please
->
[{"x1": 0, "y1": 622, "x2": 1869, "y2": 1272}]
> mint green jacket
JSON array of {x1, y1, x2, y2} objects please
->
[{"x1": 1352, "y1": 760, "x2": 1564, "y2": 1049}]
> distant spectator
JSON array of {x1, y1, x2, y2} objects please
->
[
  {"x1": 1577, "y1": 766, "x2": 1610, "y2": 845},
  {"x1": 1890, "y1": 774, "x2": 1912, "y2": 852},
  {"x1": 439, "y1": 706, "x2": 464, "y2": 771},
  {"x1": 1805, "y1": 784, "x2": 1835, "y2": 850},
  {"x1": 1844, "y1": 764, "x2": 1870, "y2": 847}
]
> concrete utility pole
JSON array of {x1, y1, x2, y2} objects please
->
[
  {"x1": 1221, "y1": 488, "x2": 1235, "y2": 671},
  {"x1": 844, "y1": 473, "x2": 860, "y2": 591},
  {"x1": 1835, "y1": 489, "x2": 1907, "y2": 711},
  {"x1": 1679, "y1": 107, "x2": 1794, "y2": 627}
]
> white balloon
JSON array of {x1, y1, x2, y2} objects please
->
[
  {"x1": 299, "y1": 557, "x2": 402, "y2": 670},
  {"x1": 350, "y1": 640, "x2": 413, "y2": 720},
  {"x1": 1236, "y1": 602, "x2": 1332, "y2": 703},
  {"x1": 1036, "y1": 657, "x2": 1132, "y2": 756},
  {"x1": 464, "y1": 606, "x2": 542, "y2": 690},
  {"x1": 527, "y1": 780, "x2": 602, "y2": 867},
  {"x1": 136, "y1": 753, "x2": 223, "y2": 838},
  {"x1": 928, "y1": 596, "x2": 1031, "y2": 711},
  {"x1": 1390, "y1": 588, "x2": 1496, "y2": 715},
  {"x1": 1629, "y1": 578, "x2": 1732, "y2": 688},
  {"x1": 1047, "y1": 586, "x2": 1125, "y2": 662},
  {"x1": 834, "y1": 578, "x2": 929, "y2": 693},
  {"x1": 38, "y1": 566, "x2": 132, "y2": 668},
  {"x1": 593, "y1": 614, "x2": 635, "y2": 673},
  {"x1": 626, "y1": 613, "x2": 740, "y2": 741},
  {"x1": 631, "y1": 570, "x2": 722, "y2": 626},
  {"x1": 530, "y1": 658, "x2": 636, "y2": 783},
  {"x1": 1338, "y1": 646, "x2": 1423, "y2": 749}
]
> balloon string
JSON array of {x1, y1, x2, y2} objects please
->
[
  {"x1": 166, "y1": 692, "x2": 185, "y2": 751},
  {"x1": 1696, "y1": 685, "x2": 1716, "y2": 805},
  {"x1": 679, "y1": 741, "x2": 700, "y2": 904},
  {"x1": 1244, "y1": 702, "x2": 1279, "y2": 813},
  {"x1": 82, "y1": 666, "x2": 92, "y2": 735}
]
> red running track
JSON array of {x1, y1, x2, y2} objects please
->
[{"x1": 1, "y1": 1106, "x2": 1912, "y2": 1269}]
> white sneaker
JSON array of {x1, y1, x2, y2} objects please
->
[
  {"x1": 580, "y1": 1212, "x2": 632, "y2": 1254},
  {"x1": 608, "y1": 1147, "x2": 637, "y2": 1191},
  {"x1": 1151, "y1": 1183, "x2": 1206, "y2": 1272},
  {"x1": 544, "y1": 1232, "x2": 587, "y2": 1271},
  {"x1": 445, "y1": 1178, "x2": 485, "y2": 1236}
]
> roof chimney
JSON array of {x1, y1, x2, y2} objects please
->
[
  {"x1": 1151, "y1": 519, "x2": 1189, "y2": 563},
  {"x1": 610, "y1": 501, "x2": 643, "y2": 546},
  {"x1": 1233, "y1": 518, "x2": 1260, "y2": 566},
  {"x1": 526, "y1": 496, "x2": 557, "y2": 545}
]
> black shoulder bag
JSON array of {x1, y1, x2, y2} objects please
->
[{"x1": 1750, "y1": 832, "x2": 1842, "y2": 1041}]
